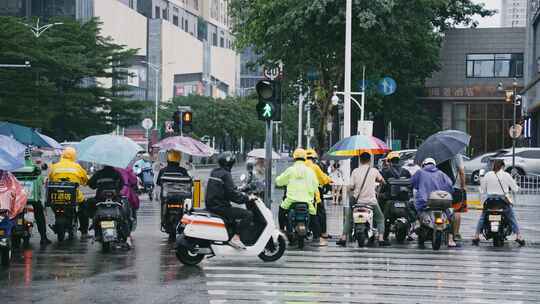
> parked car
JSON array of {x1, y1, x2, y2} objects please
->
[
  {"x1": 490, "y1": 148, "x2": 540, "y2": 176},
  {"x1": 377, "y1": 149, "x2": 417, "y2": 170},
  {"x1": 464, "y1": 151, "x2": 501, "y2": 185}
]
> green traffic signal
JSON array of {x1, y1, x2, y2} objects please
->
[{"x1": 255, "y1": 80, "x2": 281, "y2": 121}]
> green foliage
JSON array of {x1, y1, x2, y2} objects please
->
[
  {"x1": 0, "y1": 16, "x2": 146, "y2": 141},
  {"x1": 161, "y1": 95, "x2": 298, "y2": 150},
  {"x1": 229, "y1": 0, "x2": 493, "y2": 149}
]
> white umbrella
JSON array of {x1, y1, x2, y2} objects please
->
[{"x1": 247, "y1": 148, "x2": 281, "y2": 160}]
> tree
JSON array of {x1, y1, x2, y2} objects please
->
[
  {"x1": 0, "y1": 17, "x2": 146, "y2": 141},
  {"x1": 229, "y1": 0, "x2": 493, "y2": 150}
]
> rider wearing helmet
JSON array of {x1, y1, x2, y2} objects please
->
[
  {"x1": 205, "y1": 152, "x2": 251, "y2": 249},
  {"x1": 48, "y1": 147, "x2": 89, "y2": 239},
  {"x1": 411, "y1": 158, "x2": 457, "y2": 248},
  {"x1": 156, "y1": 150, "x2": 190, "y2": 186},
  {"x1": 276, "y1": 148, "x2": 319, "y2": 237},
  {"x1": 305, "y1": 148, "x2": 332, "y2": 246}
]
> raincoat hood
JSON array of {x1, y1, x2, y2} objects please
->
[
  {"x1": 62, "y1": 147, "x2": 77, "y2": 161},
  {"x1": 0, "y1": 171, "x2": 27, "y2": 219},
  {"x1": 423, "y1": 164, "x2": 439, "y2": 173}
]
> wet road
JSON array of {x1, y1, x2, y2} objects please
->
[{"x1": 1, "y1": 166, "x2": 540, "y2": 304}]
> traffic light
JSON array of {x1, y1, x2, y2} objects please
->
[
  {"x1": 255, "y1": 80, "x2": 281, "y2": 121},
  {"x1": 182, "y1": 111, "x2": 193, "y2": 130}
]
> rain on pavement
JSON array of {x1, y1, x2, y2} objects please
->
[{"x1": 1, "y1": 167, "x2": 540, "y2": 304}]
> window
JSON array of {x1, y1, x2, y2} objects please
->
[
  {"x1": 220, "y1": 37, "x2": 224, "y2": 47},
  {"x1": 155, "y1": 6, "x2": 160, "y2": 19},
  {"x1": 173, "y1": 15, "x2": 179, "y2": 26},
  {"x1": 466, "y1": 53, "x2": 524, "y2": 78},
  {"x1": 185, "y1": 20, "x2": 189, "y2": 31},
  {"x1": 129, "y1": 0, "x2": 134, "y2": 8},
  {"x1": 517, "y1": 150, "x2": 540, "y2": 159},
  {"x1": 163, "y1": 9, "x2": 168, "y2": 20},
  {"x1": 212, "y1": 33, "x2": 218, "y2": 46}
]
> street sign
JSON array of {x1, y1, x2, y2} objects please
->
[
  {"x1": 358, "y1": 120, "x2": 373, "y2": 136},
  {"x1": 263, "y1": 63, "x2": 283, "y2": 81},
  {"x1": 142, "y1": 118, "x2": 153, "y2": 130},
  {"x1": 164, "y1": 121, "x2": 174, "y2": 133},
  {"x1": 509, "y1": 124, "x2": 523, "y2": 139},
  {"x1": 378, "y1": 77, "x2": 397, "y2": 96}
]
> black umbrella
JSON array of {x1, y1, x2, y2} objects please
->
[{"x1": 414, "y1": 130, "x2": 471, "y2": 165}]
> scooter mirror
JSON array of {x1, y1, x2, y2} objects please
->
[
  {"x1": 479, "y1": 169, "x2": 486, "y2": 177},
  {"x1": 240, "y1": 174, "x2": 247, "y2": 182}
]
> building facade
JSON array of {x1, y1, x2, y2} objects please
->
[
  {"x1": 0, "y1": 0, "x2": 240, "y2": 102},
  {"x1": 422, "y1": 28, "x2": 526, "y2": 156},
  {"x1": 523, "y1": 0, "x2": 540, "y2": 146},
  {"x1": 502, "y1": 0, "x2": 528, "y2": 27}
]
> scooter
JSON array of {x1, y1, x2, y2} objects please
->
[
  {"x1": 286, "y1": 202, "x2": 310, "y2": 249},
  {"x1": 417, "y1": 191, "x2": 453, "y2": 251},
  {"x1": 175, "y1": 194, "x2": 286, "y2": 266},
  {"x1": 47, "y1": 181, "x2": 79, "y2": 242},
  {"x1": 94, "y1": 190, "x2": 133, "y2": 252},
  {"x1": 384, "y1": 178, "x2": 415, "y2": 244},
  {"x1": 352, "y1": 202, "x2": 377, "y2": 247},
  {"x1": 481, "y1": 197, "x2": 512, "y2": 247},
  {"x1": 0, "y1": 209, "x2": 14, "y2": 266},
  {"x1": 160, "y1": 173, "x2": 193, "y2": 242},
  {"x1": 11, "y1": 205, "x2": 34, "y2": 248}
]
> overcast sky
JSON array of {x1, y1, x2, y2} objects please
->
[{"x1": 473, "y1": 0, "x2": 501, "y2": 27}]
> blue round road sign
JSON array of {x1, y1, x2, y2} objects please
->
[{"x1": 378, "y1": 77, "x2": 397, "y2": 96}]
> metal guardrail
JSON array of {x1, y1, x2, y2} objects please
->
[{"x1": 516, "y1": 175, "x2": 540, "y2": 195}]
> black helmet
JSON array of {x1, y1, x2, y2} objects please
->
[
  {"x1": 246, "y1": 162, "x2": 254, "y2": 171},
  {"x1": 217, "y1": 152, "x2": 236, "y2": 170}
]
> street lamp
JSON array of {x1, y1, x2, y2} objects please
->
[
  {"x1": 142, "y1": 61, "x2": 161, "y2": 130},
  {"x1": 21, "y1": 18, "x2": 63, "y2": 38},
  {"x1": 497, "y1": 78, "x2": 520, "y2": 175}
]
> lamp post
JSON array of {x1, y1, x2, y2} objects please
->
[
  {"x1": 21, "y1": 18, "x2": 63, "y2": 38},
  {"x1": 142, "y1": 61, "x2": 161, "y2": 130},
  {"x1": 497, "y1": 78, "x2": 520, "y2": 175}
]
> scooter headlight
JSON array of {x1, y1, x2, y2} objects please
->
[{"x1": 434, "y1": 217, "x2": 444, "y2": 224}]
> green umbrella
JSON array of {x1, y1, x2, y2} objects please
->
[
  {"x1": 76, "y1": 134, "x2": 143, "y2": 169},
  {"x1": 0, "y1": 121, "x2": 51, "y2": 147}
]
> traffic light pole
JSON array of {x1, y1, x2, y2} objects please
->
[{"x1": 264, "y1": 120, "x2": 273, "y2": 208}]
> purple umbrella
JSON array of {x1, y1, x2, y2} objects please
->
[{"x1": 154, "y1": 136, "x2": 214, "y2": 157}]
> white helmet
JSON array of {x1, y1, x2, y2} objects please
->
[{"x1": 422, "y1": 158, "x2": 436, "y2": 166}]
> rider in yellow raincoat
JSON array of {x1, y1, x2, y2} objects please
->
[
  {"x1": 305, "y1": 148, "x2": 332, "y2": 246},
  {"x1": 48, "y1": 147, "x2": 89, "y2": 237}
]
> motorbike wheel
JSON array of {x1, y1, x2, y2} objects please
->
[
  {"x1": 395, "y1": 222, "x2": 408, "y2": 244},
  {"x1": 102, "y1": 242, "x2": 111, "y2": 253},
  {"x1": 1, "y1": 247, "x2": 11, "y2": 266},
  {"x1": 23, "y1": 237, "x2": 30, "y2": 248},
  {"x1": 258, "y1": 235, "x2": 286, "y2": 262},
  {"x1": 148, "y1": 190, "x2": 153, "y2": 201},
  {"x1": 297, "y1": 236, "x2": 305, "y2": 250},
  {"x1": 11, "y1": 237, "x2": 21, "y2": 249},
  {"x1": 56, "y1": 226, "x2": 65, "y2": 243},
  {"x1": 176, "y1": 246, "x2": 205, "y2": 266},
  {"x1": 355, "y1": 226, "x2": 366, "y2": 247},
  {"x1": 493, "y1": 232, "x2": 504, "y2": 248},
  {"x1": 432, "y1": 231, "x2": 443, "y2": 251}
]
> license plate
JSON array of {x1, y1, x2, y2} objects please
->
[
  {"x1": 353, "y1": 213, "x2": 366, "y2": 224},
  {"x1": 51, "y1": 192, "x2": 72, "y2": 204},
  {"x1": 23, "y1": 182, "x2": 34, "y2": 200},
  {"x1": 17, "y1": 219, "x2": 23, "y2": 225},
  {"x1": 489, "y1": 215, "x2": 502, "y2": 221},
  {"x1": 394, "y1": 202, "x2": 406, "y2": 208},
  {"x1": 0, "y1": 230, "x2": 4, "y2": 236},
  {"x1": 167, "y1": 203, "x2": 183, "y2": 209},
  {"x1": 101, "y1": 221, "x2": 115, "y2": 229}
]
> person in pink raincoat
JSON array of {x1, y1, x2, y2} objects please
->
[
  {"x1": 0, "y1": 170, "x2": 28, "y2": 219},
  {"x1": 116, "y1": 167, "x2": 140, "y2": 211}
]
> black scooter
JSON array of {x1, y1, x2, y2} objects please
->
[
  {"x1": 481, "y1": 197, "x2": 512, "y2": 247},
  {"x1": 383, "y1": 178, "x2": 415, "y2": 243},
  {"x1": 47, "y1": 181, "x2": 79, "y2": 242},
  {"x1": 160, "y1": 173, "x2": 192, "y2": 242},
  {"x1": 94, "y1": 190, "x2": 133, "y2": 252}
]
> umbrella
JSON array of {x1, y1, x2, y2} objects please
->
[
  {"x1": 76, "y1": 135, "x2": 143, "y2": 169},
  {"x1": 37, "y1": 133, "x2": 62, "y2": 150},
  {"x1": 414, "y1": 130, "x2": 471, "y2": 164},
  {"x1": 324, "y1": 135, "x2": 390, "y2": 160},
  {"x1": 0, "y1": 135, "x2": 26, "y2": 171},
  {"x1": 247, "y1": 148, "x2": 281, "y2": 160},
  {"x1": 0, "y1": 121, "x2": 51, "y2": 147},
  {"x1": 154, "y1": 136, "x2": 214, "y2": 157}
]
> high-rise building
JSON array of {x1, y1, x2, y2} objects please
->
[{"x1": 501, "y1": 0, "x2": 527, "y2": 27}]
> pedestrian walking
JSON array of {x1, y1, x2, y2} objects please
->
[
  {"x1": 329, "y1": 162, "x2": 344, "y2": 205},
  {"x1": 437, "y1": 153, "x2": 467, "y2": 241}
]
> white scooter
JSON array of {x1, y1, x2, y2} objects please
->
[{"x1": 175, "y1": 192, "x2": 286, "y2": 266}]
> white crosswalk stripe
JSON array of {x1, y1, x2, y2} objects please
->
[{"x1": 203, "y1": 246, "x2": 540, "y2": 304}]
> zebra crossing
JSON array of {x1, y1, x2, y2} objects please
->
[{"x1": 203, "y1": 245, "x2": 540, "y2": 304}]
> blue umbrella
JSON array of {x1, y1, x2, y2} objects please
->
[
  {"x1": 37, "y1": 133, "x2": 62, "y2": 150},
  {"x1": 0, "y1": 121, "x2": 51, "y2": 148},
  {"x1": 76, "y1": 134, "x2": 143, "y2": 169},
  {"x1": 415, "y1": 130, "x2": 471, "y2": 164},
  {"x1": 0, "y1": 135, "x2": 26, "y2": 171}
]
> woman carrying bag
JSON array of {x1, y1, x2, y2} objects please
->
[{"x1": 472, "y1": 159, "x2": 525, "y2": 246}]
